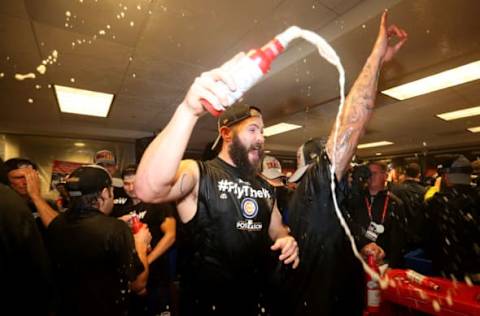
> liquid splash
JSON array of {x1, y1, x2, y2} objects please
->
[
  {"x1": 15, "y1": 49, "x2": 59, "y2": 80},
  {"x1": 15, "y1": 73, "x2": 36, "y2": 80},
  {"x1": 37, "y1": 65, "x2": 46, "y2": 74},
  {"x1": 289, "y1": 27, "x2": 382, "y2": 283},
  {"x1": 275, "y1": 26, "x2": 387, "y2": 287}
]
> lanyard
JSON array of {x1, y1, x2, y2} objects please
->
[{"x1": 364, "y1": 192, "x2": 390, "y2": 224}]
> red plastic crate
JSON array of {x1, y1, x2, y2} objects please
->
[{"x1": 379, "y1": 269, "x2": 480, "y2": 316}]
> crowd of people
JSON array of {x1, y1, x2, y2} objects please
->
[{"x1": 1, "y1": 11, "x2": 479, "y2": 316}]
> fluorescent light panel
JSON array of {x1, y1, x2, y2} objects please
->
[
  {"x1": 467, "y1": 126, "x2": 480, "y2": 133},
  {"x1": 382, "y1": 60, "x2": 480, "y2": 100},
  {"x1": 264, "y1": 122, "x2": 302, "y2": 137},
  {"x1": 357, "y1": 141, "x2": 393, "y2": 149},
  {"x1": 54, "y1": 85, "x2": 114, "y2": 117},
  {"x1": 436, "y1": 106, "x2": 480, "y2": 121}
]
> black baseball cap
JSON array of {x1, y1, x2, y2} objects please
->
[
  {"x1": 211, "y1": 104, "x2": 262, "y2": 149},
  {"x1": 4, "y1": 158, "x2": 38, "y2": 174},
  {"x1": 65, "y1": 165, "x2": 112, "y2": 197},
  {"x1": 440, "y1": 155, "x2": 472, "y2": 185}
]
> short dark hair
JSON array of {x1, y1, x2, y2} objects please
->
[
  {"x1": 4, "y1": 158, "x2": 37, "y2": 174},
  {"x1": 405, "y1": 162, "x2": 421, "y2": 178},
  {"x1": 67, "y1": 192, "x2": 103, "y2": 214},
  {"x1": 121, "y1": 164, "x2": 137, "y2": 179}
]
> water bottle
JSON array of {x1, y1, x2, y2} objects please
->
[
  {"x1": 366, "y1": 255, "x2": 381, "y2": 314},
  {"x1": 201, "y1": 26, "x2": 300, "y2": 116},
  {"x1": 129, "y1": 212, "x2": 143, "y2": 234}
]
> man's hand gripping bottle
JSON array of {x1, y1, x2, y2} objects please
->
[{"x1": 201, "y1": 26, "x2": 300, "y2": 116}]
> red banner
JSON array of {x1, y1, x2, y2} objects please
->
[{"x1": 50, "y1": 160, "x2": 84, "y2": 190}]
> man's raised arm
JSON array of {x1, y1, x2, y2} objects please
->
[
  {"x1": 326, "y1": 11, "x2": 407, "y2": 179},
  {"x1": 135, "y1": 55, "x2": 242, "y2": 203}
]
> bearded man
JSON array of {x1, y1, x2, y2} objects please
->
[{"x1": 135, "y1": 100, "x2": 299, "y2": 315}]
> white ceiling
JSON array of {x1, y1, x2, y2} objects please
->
[{"x1": 0, "y1": 0, "x2": 479, "y2": 159}]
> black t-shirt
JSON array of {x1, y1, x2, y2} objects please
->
[
  {"x1": 180, "y1": 157, "x2": 274, "y2": 315},
  {"x1": 47, "y1": 208, "x2": 144, "y2": 316},
  {"x1": 424, "y1": 185, "x2": 480, "y2": 279},
  {"x1": 0, "y1": 184, "x2": 54, "y2": 316},
  {"x1": 391, "y1": 180, "x2": 427, "y2": 248},
  {"x1": 26, "y1": 198, "x2": 58, "y2": 238},
  {"x1": 286, "y1": 151, "x2": 364, "y2": 316},
  {"x1": 113, "y1": 186, "x2": 129, "y2": 214},
  {"x1": 113, "y1": 199, "x2": 175, "y2": 285},
  {"x1": 275, "y1": 185, "x2": 294, "y2": 224}
]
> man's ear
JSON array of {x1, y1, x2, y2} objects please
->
[{"x1": 220, "y1": 126, "x2": 233, "y2": 143}]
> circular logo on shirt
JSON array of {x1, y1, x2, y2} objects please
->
[{"x1": 241, "y1": 198, "x2": 258, "y2": 219}]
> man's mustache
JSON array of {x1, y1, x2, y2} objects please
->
[{"x1": 249, "y1": 143, "x2": 263, "y2": 151}]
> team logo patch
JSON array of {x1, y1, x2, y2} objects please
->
[{"x1": 241, "y1": 198, "x2": 258, "y2": 219}]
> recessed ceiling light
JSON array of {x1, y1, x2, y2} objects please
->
[
  {"x1": 74, "y1": 142, "x2": 85, "y2": 147},
  {"x1": 54, "y1": 84, "x2": 114, "y2": 117},
  {"x1": 467, "y1": 126, "x2": 480, "y2": 133},
  {"x1": 357, "y1": 141, "x2": 393, "y2": 149},
  {"x1": 264, "y1": 122, "x2": 302, "y2": 137},
  {"x1": 381, "y1": 60, "x2": 480, "y2": 100},
  {"x1": 375, "y1": 153, "x2": 382, "y2": 156},
  {"x1": 436, "y1": 106, "x2": 480, "y2": 121}
]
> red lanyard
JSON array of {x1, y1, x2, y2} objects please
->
[{"x1": 364, "y1": 192, "x2": 390, "y2": 224}]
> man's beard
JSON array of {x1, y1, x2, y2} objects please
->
[{"x1": 229, "y1": 134, "x2": 263, "y2": 179}]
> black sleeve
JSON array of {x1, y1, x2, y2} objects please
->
[
  {"x1": 163, "y1": 202, "x2": 176, "y2": 218},
  {"x1": 46, "y1": 199, "x2": 59, "y2": 211},
  {"x1": 148, "y1": 202, "x2": 176, "y2": 226},
  {"x1": 111, "y1": 221, "x2": 145, "y2": 282},
  {"x1": 288, "y1": 152, "x2": 346, "y2": 246},
  {"x1": 0, "y1": 185, "x2": 54, "y2": 314},
  {"x1": 344, "y1": 205, "x2": 371, "y2": 250},
  {"x1": 386, "y1": 198, "x2": 408, "y2": 268},
  {"x1": 421, "y1": 196, "x2": 439, "y2": 258}
]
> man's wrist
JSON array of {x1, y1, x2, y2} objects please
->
[
  {"x1": 30, "y1": 193, "x2": 44, "y2": 204},
  {"x1": 134, "y1": 240, "x2": 149, "y2": 254},
  {"x1": 368, "y1": 49, "x2": 385, "y2": 68},
  {"x1": 178, "y1": 100, "x2": 205, "y2": 119}
]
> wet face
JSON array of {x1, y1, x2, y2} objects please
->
[
  {"x1": 123, "y1": 174, "x2": 136, "y2": 199},
  {"x1": 228, "y1": 116, "x2": 265, "y2": 177},
  {"x1": 367, "y1": 164, "x2": 387, "y2": 192},
  {"x1": 7, "y1": 167, "x2": 32, "y2": 198}
]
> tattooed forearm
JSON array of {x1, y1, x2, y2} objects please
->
[{"x1": 327, "y1": 56, "x2": 383, "y2": 179}]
